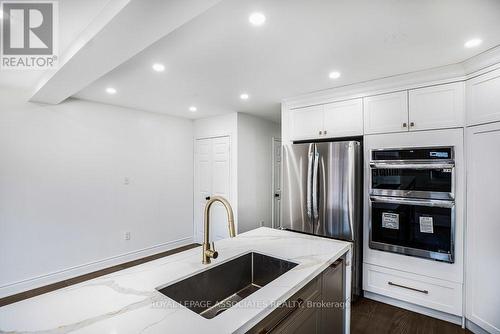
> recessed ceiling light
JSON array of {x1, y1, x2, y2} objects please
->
[
  {"x1": 152, "y1": 63, "x2": 165, "y2": 72},
  {"x1": 240, "y1": 93, "x2": 249, "y2": 100},
  {"x1": 106, "y1": 87, "x2": 117, "y2": 95},
  {"x1": 464, "y1": 38, "x2": 482, "y2": 48},
  {"x1": 329, "y1": 71, "x2": 341, "y2": 79},
  {"x1": 189, "y1": 106, "x2": 197, "y2": 112},
  {"x1": 249, "y1": 12, "x2": 266, "y2": 26}
]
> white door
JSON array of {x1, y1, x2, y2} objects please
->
[
  {"x1": 363, "y1": 91, "x2": 409, "y2": 135},
  {"x1": 466, "y1": 122, "x2": 500, "y2": 334},
  {"x1": 323, "y1": 98, "x2": 363, "y2": 137},
  {"x1": 194, "y1": 136, "x2": 231, "y2": 243},
  {"x1": 409, "y1": 82, "x2": 465, "y2": 131},
  {"x1": 290, "y1": 105, "x2": 324, "y2": 141},
  {"x1": 272, "y1": 138, "x2": 282, "y2": 228}
]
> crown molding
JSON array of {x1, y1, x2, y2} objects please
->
[{"x1": 283, "y1": 45, "x2": 500, "y2": 110}]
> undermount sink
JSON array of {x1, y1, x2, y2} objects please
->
[{"x1": 157, "y1": 252, "x2": 298, "y2": 319}]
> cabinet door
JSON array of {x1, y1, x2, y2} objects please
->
[
  {"x1": 466, "y1": 68, "x2": 500, "y2": 126},
  {"x1": 290, "y1": 105, "x2": 324, "y2": 141},
  {"x1": 409, "y1": 82, "x2": 464, "y2": 131},
  {"x1": 323, "y1": 99, "x2": 363, "y2": 137},
  {"x1": 363, "y1": 91, "x2": 408, "y2": 135},
  {"x1": 466, "y1": 122, "x2": 500, "y2": 334},
  {"x1": 275, "y1": 305, "x2": 321, "y2": 334},
  {"x1": 321, "y1": 261, "x2": 344, "y2": 333}
]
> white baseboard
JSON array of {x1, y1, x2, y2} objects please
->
[
  {"x1": 363, "y1": 291, "x2": 463, "y2": 326},
  {"x1": 0, "y1": 236, "x2": 194, "y2": 298},
  {"x1": 466, "y1": 320, "x2": 493, "y2": 334}
]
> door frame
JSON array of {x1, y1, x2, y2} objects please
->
[{"x1": 271, "y1": 137, "x2": 282, "y2": 229}]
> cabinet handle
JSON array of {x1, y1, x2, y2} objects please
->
[
  {"x1": 388, "y1": 281, "x2": 428, "y2": 294},
  {"x1": 319, "y1": 130, "x2": 323, "y2": 135},
  {"x1": 402, "y1": 122, "x2": 407, "y2": 128},
  {"x1": 410, "y1": 122, "x2": 415, "y2": 127},
  {"x1": 324, "y1": 130, "x2": 327, "y2": 135},
  {"x1": 259, "y1": 298, "x2": 304, "y2": 333}
]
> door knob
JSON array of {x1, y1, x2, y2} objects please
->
[
  {"x1": 319, "y1": 130, "x2": 323, "y2": 135},
  {"x1": 403, "y1": 122, "x2": 407, "y2": 128},
  {"x1": 274, "y1": 193, "x2": 280, "y2": 198},
  {"x1": 410, "y1": 122, "x2": 415, "y2": 127}
]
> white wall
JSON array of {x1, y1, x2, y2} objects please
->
[
  {"x1": 237, "y1": 113, "x2": 280, "y2": 233},
  {"x1": 0, "y1": 88, "x2": 194, "y2": 297}
]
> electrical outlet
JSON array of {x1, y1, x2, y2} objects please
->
[{"x1": 124, "y1": 231, "x2": 131, "y2": 240}]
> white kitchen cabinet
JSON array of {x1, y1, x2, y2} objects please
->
[
  {"x1": 323, "y1": 99, "x2": 363, "y2": 138},
  {"x1": 363, "y1": 91, "x2": 408, "y2": 135},
  {"x1": 466, "y1": 68, "x2": 500, "y2": 126},
  {"x1": 290, "y1": 99, "x2": 363, "y2": 141},
  {"x1": 363, "y1": 263, "x2": 462, "y2": 316},
  {"x1": 409, "y1": 82, "x2": 465, "y2": 131},
  {"x1": 290, "y1": 105, "x2": 324, "y2": 140},
  {"x1": 466, "y1": 122, "x2": 500, "y2": 334}
]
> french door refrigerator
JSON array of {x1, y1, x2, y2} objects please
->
[{"x1": 281, "y1": 140, "x2": 362, "y2": 296}]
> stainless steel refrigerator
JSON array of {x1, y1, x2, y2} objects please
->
[{"x1": 281, "y1": 140, "x2": 362, "y2": 296}]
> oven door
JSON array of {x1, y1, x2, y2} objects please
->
[
  {"x1": 370, "y1": 161, "x2": 454, "y2": 200},
  {"x1": 369, "y1": 196, "x2": 455, "y2": 263}
]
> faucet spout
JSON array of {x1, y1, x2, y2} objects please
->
[{"x1": 202, "y1": 196, "x2": 236, "y2": 264}]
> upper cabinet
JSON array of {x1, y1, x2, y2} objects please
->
[
  {"x1": 363, "y1": 91, "x2": 408, "y2": 135},
  {"x1": 290, "y1": 105, "x2": 324, "y2": 140},
  {"x1": 289, "y1": 98, "x2": 363, "y2": 141},
  {"x1": 466, "y1": 68, "x2": 500, "y2": 126},
  {"x1": 409, "y1": 82, "x2": 465, "y2": 131},
  {"x1": 323, "y1": 99, "x2": 363, "y2": 138},
  {"x1": 287, "y1": 81, "x2": 467, "y2": 142},
  {"x1": 363, "y1": 84, "x2": 465, "y2": 135}
]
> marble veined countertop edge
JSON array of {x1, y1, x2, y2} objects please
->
[{"x1": 0, "y1": 227, "x2": 352, "y2": 334}]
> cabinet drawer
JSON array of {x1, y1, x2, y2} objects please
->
[
  {"x1": 363, "y1": 263, "x2": 462, "y2": 315},
  {"x1": 247, "y1": 276, "x2": 321, "y2": 334}
]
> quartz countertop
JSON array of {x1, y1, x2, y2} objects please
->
[{"x1": 0, "y1": 227, "x2": 351, "y2": 334}]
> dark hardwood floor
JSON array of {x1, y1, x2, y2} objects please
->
[
  {"x1": 0, "y1": 243, "x2": 199, "y2": 307},
  {"x1": 351, "y1": 297, "x2": 471, "y2": 334}
]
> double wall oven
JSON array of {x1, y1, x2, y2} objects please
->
[{"x1": 369, "y1": 147, "x2": 455, "y2": 263}]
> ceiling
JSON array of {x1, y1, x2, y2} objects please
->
[
  {"x1": 6, "y1": 0, "x2": 500, "y2": 123},
  {"x1": 0, "y1": 0, "x2": 111, "y2": 90}
]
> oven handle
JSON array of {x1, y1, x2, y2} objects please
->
[
  {"x1": 370, "y1": 196, "x2": 455, "y2": 208},
  {"x1": 369, "y1": 162, "x2": 454, "y2": 169}
]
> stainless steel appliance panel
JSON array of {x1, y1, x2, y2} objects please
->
[
  {"x1": 282, "y1": 143, "x2": 316, "y2": 234},
  {"x1": 315, "y1": 141, "x2": 361, "y2": 241}
]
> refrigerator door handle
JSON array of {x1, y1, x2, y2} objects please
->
[
  {"x1": 306, "y1": 144, "x2": 314, "y2": 220},
  {"x1": 312, "y1": 146, "x2": 320, "y2": 222},
  {"x1": 346, "y1": 144, "x2": 355, "y2": 240}
]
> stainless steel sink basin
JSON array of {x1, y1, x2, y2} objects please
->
[{"x1": 157, "y1": 252, "x2": 298, "y2": 319}]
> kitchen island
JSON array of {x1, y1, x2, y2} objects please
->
[{"x1": 0, "y1": 228, "x2": 352, "y2": 333}]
